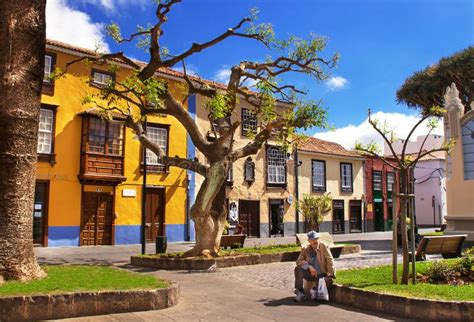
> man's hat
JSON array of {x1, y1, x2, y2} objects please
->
[{"x1": 307, "y1": 231, "x2": 320, "y2": 240}]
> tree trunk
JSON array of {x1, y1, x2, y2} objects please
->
[
  {"x1": 184, "y1": 164, "x2": 227, "y2": 257},
  {"x1": 392, "y1": 188, "x2": 398, "y2": 284},
  {"x1": 408, "y1": 169, "x2": 417, "y2": 284},
  {"x1": 0, "y1": 0, "x2": 46, "y2": 282},
  {"x1": 400, "y1": 170, "x2": 410, "y2": 285}
]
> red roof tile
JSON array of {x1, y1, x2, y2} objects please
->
[{"x1": 297, "y1": 136, "x2": 363, "y2": 158}]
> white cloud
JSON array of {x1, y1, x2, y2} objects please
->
[
  {"x1": 325, "y1": 76, "x2": 348, "y2": 91},
  {"x1": 313, "y1": 111, "x2": 444, "y2": 153},
  {"x1": 82, "y1": 0, "x2": 149, "y2": 12},
  {"x1": 46, "y1": 0, "x2": 110, "y2": 52},
  {"x1": 214, "y1": 66, "x2": 258, "y2": 88}
]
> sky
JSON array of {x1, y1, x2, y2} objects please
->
[{"x1": 46, "y1": 0, "x2": 474, "y2": 151}]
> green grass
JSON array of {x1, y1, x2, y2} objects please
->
[
  {"x1": 0, "y1": 265, "x2": 168, "y2": 297},
  {"x1": 221, "y1": 243, "x2": 300, "y2": 255},
  {"x1": 337, "y1": 260, "x2": 473, "y2": 301}
]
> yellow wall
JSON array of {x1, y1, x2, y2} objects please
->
[
  {"x1": 38, "y1": 46, "x2": 188, "y2": 243},
  {"x1": 298, "y1": 151, "x2": 365, "y2": 225}
]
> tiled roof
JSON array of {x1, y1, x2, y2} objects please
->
[
  {"x1": 297, "y1": 137, "x2": 363, "y2": 158},
  {"x1": 404, "y1": 150, "x2": 446, "y2": 161}
]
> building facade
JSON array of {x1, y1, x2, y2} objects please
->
[
  {"x1": 188, "y1": 94, "x2": 297, "y2": 238},
  {"x1": 34, "y1": 40, "x2": 189, "y2": 247},
  {"x1": 297, "y1": 137, "x2": 365, "y2": 234},
  {"x1": 363, "y1": 156, "x2": 399, "y2": 232},
  {"x1": 443, "y1": 83, "x2": 474, "y2": 245}
]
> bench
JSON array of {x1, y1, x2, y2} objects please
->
[
  {"x1": 296, "y1": 232, "x2": 345, "y2": 259},
  {"x1": 220, "y1": 234, "x2": 246, "y2": 249},
  {"x1": 410, "y1": 234, "x2": 467, "y2": 261}
]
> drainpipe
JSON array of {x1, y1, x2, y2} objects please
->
[
  {"x1": 362, "y1": 160, "x2": 367, "y2": 232},
  {"x1": 185, "y1": 174, "x2": 190, "y2": 241},
  {"x1": 294, "y1": 144, "x2": 301, "y2": 233}
]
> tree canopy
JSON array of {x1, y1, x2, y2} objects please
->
[{"x1": 396, "y1": 46, "x2": 473, "y2": 115}]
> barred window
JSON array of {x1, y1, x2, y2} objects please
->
[
  {"x1": 38, "y1": 108, "x2": 53, "y2": 154},
  {"x1": 267, "y1": 147, "x2": 286, "y2": 184},
  {"x1": 387, "y1": 172, "x2": 395, "y2": 192},
  {"x1": 312, "y1": 160, "x2": 326, "y2": 191},
  {"x1": 242, "y1": 108, "x2": 257, "y2": 136},
  {"x1": 373, "y1": 171, "x2": 382, "y2": 191},
  {"x1": 146, "y1": 126, "x2": 168, "y2": 166}
]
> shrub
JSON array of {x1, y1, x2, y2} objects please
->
[
  {"x1": 454, "y1": 247, "x2": 473, "y2": 278},
  {"x1": 426, "y1": 261, "x2": 455, "y2": 283}
]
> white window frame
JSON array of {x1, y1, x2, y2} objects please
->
[
  {"x1": 312, "y1": 160, "x2": 326, "y2": 191},
  {"x1": 373, "y1": 171, "x2": 382, "y2": 191},
  {"x1": 340, "y1": 163, "x2": 353, "y2": 192},
  {"x1": 242, "y1": 108, "x2": 257, "y2": 136},
  {"x1": 146, "y1": 126, "x2": 168, "y2": 166},
  {"x1": 44, "y1": 55, "x2": 52, "y2": 83},
  {"x1": 387, "y1": 172, "x2": 395, "y2": 192},
  {"x1": 267, "y1": 147, "x2": 286, "y2": 184},
  {"x1": 38, "y1": 108, "x2": 53, "y2": 154},
  {"x1": 92, "y1": 71, "x2": 113, "y2": 86}
]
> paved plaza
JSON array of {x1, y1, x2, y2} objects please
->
[{"x1": 35, "y1": 231, "x2": 432, "y2": 321}]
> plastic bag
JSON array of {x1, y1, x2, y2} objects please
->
[{"x1": 317, "y1": 277, "x2": 329, "y2": 301}]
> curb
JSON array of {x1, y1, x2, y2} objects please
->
[
  {"x1": 340, "y1": 244, "x2": 361, "y2": 255},
  {"x1": 131, "y1": 252, "x2": 301, "y2": 270},
  {"x1": 0, "y1": 282, "x2": 179, "y2": 321},
  {"x1": 330, "y1": 284, "x2": 474, "y2": 321}
]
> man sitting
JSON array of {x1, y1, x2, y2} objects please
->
[{"x1": 294, "y1": 231, "x2": 336, "y2": 301}]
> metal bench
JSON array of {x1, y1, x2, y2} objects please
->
[
  {"x1": 411, "y1": 234, "x2": 467, "y2": 261},
  {"x1": 220, "y1": 234, "x2": 246, "y2": 249},
  {"x1": 296, "y1": 232, "x2": 345, "y2": 259}
]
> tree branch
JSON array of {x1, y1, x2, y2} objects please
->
[
  {"x1": 367, "y1": 110, "x2": 402, "y2": 166},
  {"x1": 408, "y1": 148, "x2": 448, "y2": 168},
  {"x1": 401, "y1": 113, "x2": 431, "y2": 159},
  {"x1": 356, "y1": 149, "x2": 402, "y2": 171}
]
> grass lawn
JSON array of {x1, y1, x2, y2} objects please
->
[
  {"x1": 222, "y1": 243, "x2": 301, "y2": 255},
  {"x1": 0, "y1": 265, "x2": 168, "y2": 297},
  {"x1": 337, "y1": 260, "x2": 473, "y2": 301}
]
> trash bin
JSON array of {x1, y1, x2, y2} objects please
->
[{"x1": 156, "y1": 236, "x2": 167, "y2": 254}]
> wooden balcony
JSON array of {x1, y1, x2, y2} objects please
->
[{"x1": 78, "y1": 152, "x2": 126, "y2": 184}]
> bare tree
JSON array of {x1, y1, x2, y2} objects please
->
[
  {"x1": 77, "y1": 0, "x2": 338, "y2": 257},
  {"x1": 0, "y1": 0, "x2": 46, "y2": 281},
  {"x1": 356, "y1": 107, "x2": 452, "y2": 284}
]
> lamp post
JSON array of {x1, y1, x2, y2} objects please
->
[
  {"x1": 140, "y1": 118, "x2": 148, "y2": 255},
  {"x1": 293, "y1": 144, "x2": 302, "y2": 233}
]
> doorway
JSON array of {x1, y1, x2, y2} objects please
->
[
  {"x1": 80, "y1": 191, "x2": 113, "y2": 246},
  {"x1": 374, "y1": 201, "x2": 384, "y2": 231},
  {"x1": 332, "y1": 200, "x2": 345, "y2": 234},
  {"x1": 145, "y1": 187, "x2": 166, "y2": 241},
  {"x1": 33, "y1": 181, "x2": 49, "y2": 246},
  {"x1": 239, "y1": 200, "x2": 260, "y2": 237},
  {"x1": 349, "y1": 200, "x2": 362, "y2": 233},
  {"x1": 269, "y1": 199, "x2": 284, "y2": 236}
]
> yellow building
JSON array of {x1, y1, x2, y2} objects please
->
[
  {"x1": 190, "y1": 95, "x2": 296, "y2": 237},
  {"x1": 297, "y1": 137, "x2": 365, "y2": 234},
  {"x1": 443, "y1": 83, "x2": 474, "y2": 245},
  {"x1": 34, "y1": 40, "x2": 188, "y2": 247}
]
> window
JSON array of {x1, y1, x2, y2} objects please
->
[
  {"x1": 312, "y1": 160, "x2": 326, "y2": 192},
  {"x1": 387, "y1": 172, "x2": 395, "y2": 192},
  {"x1": 340, "y1": 163, "x2": 353, "y2": 192},
  {"x1": 267, "y1": 146, "x2": 286, "y2": 186},
  {"x1": 242, "y1": 108, "x2": 257, "y2": 136},
  {"x1": 244, "y1": 157, "x2": 255, "y2": 183},
  {"x1": 146, "y1": 126, "x2": 168, "y2": 172},
  {"x1": 38, "y1": 109, "x2": 53, "y2": 154},
  {"x1": 226, "y1": 164, "x2": 233, "y2": 186},
  {"x1": 83, "y1": 118, "x2": 124, "y2": 155},
  {"x1": 91, "y1": 70, "x2": 113, "y2": 86},
  {"x1": 373, "y1": 171, "x2": 382, "y2": 191},
  {"x1": 43, "y1": 55, "x2": 52, "y2": 83}
]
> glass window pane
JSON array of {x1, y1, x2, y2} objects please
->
[
  {"x1": 37, "y1": 109, "x2": 53, "y2": 154},
  {"x1": 146, "y1": 126, "x2": 168, "y2": 167},
  {"x1": 44, "y1": 56, "x2": 52, "y2": 82},
  {"x1": 267, "y1": 147, "x2": 285, "y2": 183}
]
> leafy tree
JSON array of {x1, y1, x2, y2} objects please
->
[
  {"x1": 298, "y1": 193, "x2": 332, "y2": 232},
  {"x1": 75, "y1": 0, "x2": 337, "y2": 257},
  {"x1": 396, "y1": 46, "x2": 473, "y2": 115},
  {"x1": 355, "y1": 107, "x2": 453, "y2": 285},
  {"x1": 0, "y1": 0, "x2": 46, "y2": 281}
]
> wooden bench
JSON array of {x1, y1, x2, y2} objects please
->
[
  {"x1": 411, "y1": 234, "x2": 467, "y2": 261},
  {"x1": 296, "y1": 232, "x2": 345, "y2": 259},
  {"x1": 220, "y1": 234, "x2": 246, "y2": 249}
]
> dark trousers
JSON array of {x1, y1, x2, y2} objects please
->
[{"x1": 294, "y1": 266, "x2": 333, "y2": 290}]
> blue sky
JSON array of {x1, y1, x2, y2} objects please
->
[{"x1": 47, "y1": 0, "x2": 473, "y2": 149}]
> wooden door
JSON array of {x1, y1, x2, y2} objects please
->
[
  {"x1": 33, "y1": 182, "x2": 48, "y2": 245},
  {"x1": 349, "y1": 200, "x2": 362, "y2": 233},
  {"x1": 238, "y1": 200, "x2": 260, "y2": 237},
  {"x1": 332, "y1": 200, "x2": 345, "y2": 234},
  {"x1": 81, "y1": 192, "x2": 113, "y2": 246},
  {"x1": 145, "y1": 188, "x2": 165, "y2": 241}
]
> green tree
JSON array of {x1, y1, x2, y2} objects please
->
[
  {"x1": 0, "y1": 0, "x2": 46, "y2": 282},
  {"x1": 76, "y1": 0, "x2": 338, "y2": 257},
  {"x1": 298, "y1": 193, "x2": 332, "y2": 232},
  {"x1": 396, "y1": 46, "x2": 473, "y2": 115}
]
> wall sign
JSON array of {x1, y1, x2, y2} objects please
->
[{"x1": 122, "y1": 189, "x2": 137, "y2": 197}]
